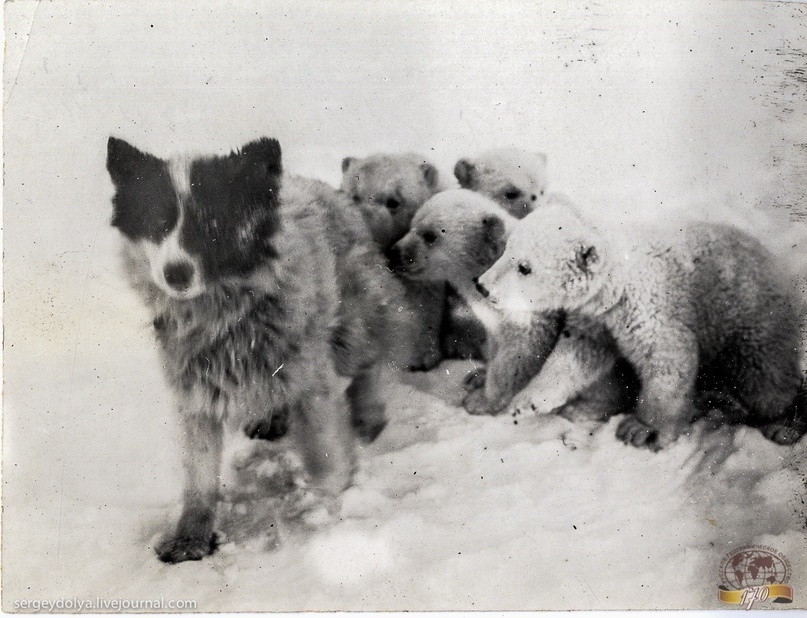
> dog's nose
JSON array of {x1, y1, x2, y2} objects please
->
[
  {"x1": 474, "y1": 278, "x2": 489, "y2": 298},
  {"x1": 163, "y1": 261, "x2": 194, "y2": 291}
]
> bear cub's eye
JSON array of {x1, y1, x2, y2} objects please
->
[
  {"x1": 386, "y1": 197, "x2": 401, "y2": 211},
  {"x1": 517, "y1": 261, "x2": 532, "y2": 276},
  {"x1": 504, "y1": 188, "x2": 522, "y2": 200},
  {"x1": 422, "y1": 230, "x2": 438, "y2": 244},
  {"x1": 352, "y1": 194, "x2": 361, "y2": 204}
]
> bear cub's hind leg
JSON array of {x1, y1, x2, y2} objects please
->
[{"x1": 755, "y1": 379, "x2": 806, "y2": 445}]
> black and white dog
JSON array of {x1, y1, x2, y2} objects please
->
[{"x1": 107, "y1": 136, "x2": 402, "y2": 563}]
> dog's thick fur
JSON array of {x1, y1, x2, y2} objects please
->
[
  {"x1": 108, "y1": 136, "x2": 402, "y2": 563},
  {"x1": 478, "y1": 202, "x2": 806, "y2": 450}
]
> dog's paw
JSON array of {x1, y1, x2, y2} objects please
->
[
  {"x1": 280, "y1": 488, "x2": 338, "y2": 529},
  {"x1": 462, "y1": 366, "x2": 487, "y2": 392},
  {"x1": 616, "y1": 416, "x2": 660, "y2": 451},
  {"x1": 155, "y1": 532, "x2": 218, "y2": 564}
]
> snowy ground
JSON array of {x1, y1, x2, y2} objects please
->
[{"x1": 3, "y1": 0, "x2": 807, "y2": 612}]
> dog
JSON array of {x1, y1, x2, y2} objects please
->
[{"x1": 106, "y1": 136, "x2": 403, "y2": 563}]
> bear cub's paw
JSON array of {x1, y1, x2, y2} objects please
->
[
  {"x1": 760, "y1": 422, "x2": 803, "y2": 445},
  {"x1": 616, "y1": 416, "x2": 661, "y2": 452},
  {"x1": 462, "y1": 366, "x2": 487, "y2": 392},
  {"x1": 463, "y1": 387, "x2": 505, "y2": 416}
]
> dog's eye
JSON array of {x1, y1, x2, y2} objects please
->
[
  {"x1": 386, "y1": 197, "x2": 401, "y2": 211},
  {"x1": 504, "y1": 188, "x2": 522, "y2": 200},
  {"x1": 422, "y1": 230, "x2": 437, "y2": 244},
  {"x1": 518, "y1": 261, "x2": 532, "y2": 276}
]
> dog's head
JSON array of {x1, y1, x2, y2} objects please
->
[{"x1": 107, "y1": 136, "x2": 283, "y2": 299}]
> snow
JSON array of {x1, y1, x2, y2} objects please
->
[{"x1": 3, "y1": 0, "x2": 806, "y2": 611}]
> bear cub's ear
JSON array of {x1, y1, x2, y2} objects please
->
[
  {"x1": 341, "y1": 156, "x2": 357, "y2": 174},
  {"x1": 574, "y1": 244, "x2": 600, "y2": 274},
  {"x1": 480, "y1": 215, "x2": 507, "y2": 264},
  {"x1": 420, "y1": 162, "x2": 439, "y2": 189},
  {"x1": 454, "y1": 158, "x2": 476, "y2": 188}
]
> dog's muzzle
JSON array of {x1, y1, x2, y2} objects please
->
[{"x1": 163, "y1": 260, "x2": 195, "y2": 292}]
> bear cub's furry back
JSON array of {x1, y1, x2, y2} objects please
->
[{"x1": 479, "y1": 202, "x2": 806, "y2": 450}]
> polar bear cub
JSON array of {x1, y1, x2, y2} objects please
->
[
  {"x1": 476, "y1": 202, "x2": 806, "y2": 449},
  {"x1": 341, "y1": 152, "x2": 446, "y2": 370},
  {"x1": 341, "y1": 153, "x2": 442, "y2": 249},
  {"x1": 391, "y1": 189, "x2": 634, "y2": 419},
  {"x1": 454, "y1": 148, "x2": 548, "y2": 219}
]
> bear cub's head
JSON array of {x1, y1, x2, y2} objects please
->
[
  {"x1": 476, "y1": 203, "x2": 608, "y2": 315},
  {"x1": 454, "y1": 148, "x2": 548, "y2": 220},
  {"x1": 341, "y1": 153, "x2": 441, "y2": 250},
  {"x1": 389, "y1": 189, "x2": 514, "y2": 288}
]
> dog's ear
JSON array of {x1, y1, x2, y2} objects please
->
[
  {"x1": 480, "y1": 214, "x2": 507, "y2": 265},
  {"x1": 341, "y1": 156, "x2": 357, "y2": 174},
  {"x1": 240, "y1": 137, "x2": 283, "y2": 178},
  {"x1": 420, "y1": 163, "x2": 439, "y2": 190},
  {"x1": 107, "y1": 137, "x2": 158, "y2": 186},
  {"x1": 454, "y1": 158, "x2": 476, "y2": 188}
]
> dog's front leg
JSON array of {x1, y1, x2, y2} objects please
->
[{"x1": 156, "y1": 411, "x2": 223, "y2": 564}]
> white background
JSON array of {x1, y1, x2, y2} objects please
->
[{"x1": 3, "y1": 0, "x2": 806, "y2": 611}]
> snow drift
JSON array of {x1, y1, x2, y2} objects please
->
[{"x1": 3, "y1": 0, "x2": 806, "y2": 611}]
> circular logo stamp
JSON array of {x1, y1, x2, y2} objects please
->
[{"x1": 718, "y1": 545, "x2": 793, "y2": 608}]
